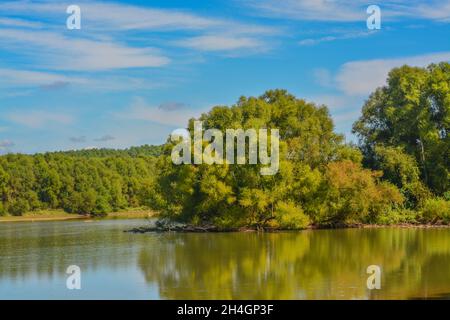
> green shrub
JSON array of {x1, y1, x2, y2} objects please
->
[
  {"x1": 212, "y1": 208, "x2": 247, "y2": 229},
  {"x1": 275, "y1": 201, "x2": 310, "y2": 230},
  {"x1": 421, "y1": 198, "x2": 450, "y2": 224},
  {"x1": 7, "y1": 199, "x2": 30, "y2": 216},
  {"x1": 444, "y1": 191, "x2": 450, "y2": 201},
  {"x1": 375, "y1": 208, "x2": 419, "y2": 225},
  {"x1": 92, "y1": 196, "x2": 112, "y2": 216}
]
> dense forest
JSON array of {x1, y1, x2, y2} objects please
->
[
  {"x1": 0, "y1": 145, "x2": 161, "y2": 216},
  {"x1": 1, "y1": 63, "x2": 449, "y2": 228}
]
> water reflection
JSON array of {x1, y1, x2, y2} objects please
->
[
  {"x1": 0, "y1": 220, "x2": 449, "y2": 299},
  {"x1": 0, "y1": 220, "x2": 148, "y2": 281},
  {"x1": 138, "y1": 228, "x2": 450, "y2": 299}
]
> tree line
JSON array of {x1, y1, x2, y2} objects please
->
[
  {"x1": 1, "y1": 63, "x2": 448, "y2": 227},
  {"x1": 0, "y1": 146, "x2": 160, "y2": 216}
]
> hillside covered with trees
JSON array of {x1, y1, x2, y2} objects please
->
[{"x1": 0, "y1": 63, "x2": 449, "y2": 228}]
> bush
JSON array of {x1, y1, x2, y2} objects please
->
[
  {"x1": 8, "y1": 199, "x2": 30, "y2": 216},
  {"x1": 275, "y1": 201, "x2": 310, "y2": 230},
  {"x1": 374, "y1": 208, "x2": 419, "y2": 225},
  {"x1": 421, "y1": 198, "x2": 450, "y2": 224},
  {"x1": 323, "y1": 160, "x2": 404, "y2": 224},
  {"x1": 92, "y1": 196, "x2": 112, "y2": 216}
]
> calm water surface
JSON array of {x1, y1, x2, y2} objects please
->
[{"x1": 0, "y1": 219, "x2": 449, "y2": 299}]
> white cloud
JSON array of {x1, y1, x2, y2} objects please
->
[
  {"x1": 336, "y1": 52, "x2": 450, "y2": 95},
  {"x1": 0, "y1": 17, "x2": 42, "y2": 28},
  {"x1": 71, "y1": 2, "x2": 217, "y2": 31},
  {"x1": 0, "y1": 0, "x2": 278, "y2": 60},
  {"x1": 176, "y1": 35, "x2": 265, "y2": 52},
  {"x1": 0, "y1": 68, "x2": 167, "y2": 93},
  {"x1": 0, "y1": 0, "x2": 218, "y2": 31},
  {"x1": 0, "y1": 68, "x2": 86, "y2": 86},
  {"x1": 299, "y1": 31, "x2": 376, "y2": 46},
  {"x1": 247, "y1": 0, "x2": 364, "y2": 21},
  {"x1": 0, "y1": 29, "x2": 170, "y2": 71},
  {"x1": 247, "y1": 0, "x2": 450, "y2": 22},
  {"x1": 0, "y1": 1, "x2": 280, "y2": 33},
  {"x1": 7, "y1": 111, "x2": 74, "y2": 128}
]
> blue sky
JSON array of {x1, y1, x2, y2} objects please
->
[{"x1": 0, "y1": 0, "x2": 450, "y2": 153}]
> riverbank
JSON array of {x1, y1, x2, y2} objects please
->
[
  {"x1": 126, "y1": 219, "x2": 450, "y2": 233},
  {"x1": 0, "y1": 209, "x2": 156, "y2": 223}
]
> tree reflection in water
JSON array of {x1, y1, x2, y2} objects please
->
[{"x1": 138, "y1": 228, "x2": 450, "y2": 300}]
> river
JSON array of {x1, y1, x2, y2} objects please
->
[{"x1": 0, "y1": 219, "x2": 449, "y2": 299}]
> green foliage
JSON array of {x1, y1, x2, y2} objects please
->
[
  {"x1": 421, "y1": 198, "x2": 450, "y2": 223},
  {"x1": 8, "y1": 198, "x2": 30, "y2": 216},
  {"x1": 374, "y1": 208, "x2": 419, "y2": 225},
  {"x1": 0, "y1": 150, "x2": 159, "y2": 216},
  {"x1": 353, "y1": 62, "x2": 450, "y2": 195},
  {"x1": 274, "y1": 201, "x2": 310, "y2": 229},
  {"x1": 374, "y1": 146, "x2": 431, "y2": 207},
  {"x1": 55, "y1": 144, "x2": 163, "y2": 158},
  {"x1": 320, "y1": 160, "x2": 404, "y2": 224},
  {"x1": 152, "y1": 90, "x2": 409, "y2": 229}
]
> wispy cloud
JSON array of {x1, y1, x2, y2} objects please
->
[
  {"x1": 336, "y1": 52, "x2": 450, "y2": 95},
  {"x1": 0, "y1": 68, "x2": 85, "y2": 87},
  {"x1": 0, "y1": 0, "x2": 218, "y2": 31},
  {"x1": 246, "y1": 0, "x2": 450, "y2": 22},
  {"x1": 176, "y1": 35, "x2": 266, "y2": 52},
  {"x1": 0, "y1": 1, "x2": 282, "y2": 33},
  {"x1": 0, "y1": 0, "x2": 278, "y2": 57},
  {"x1": 0, "y1": 17, "x2": 42, "y2": 28},
  {"x1": 0, "y1": 29, "x2": 170, "y2": 71},
  {"x1": 0, "y1": 0, "x2": 281, "y2": 98},
  {"x1": 7, "y1": 111, "x2": 74, "y2": 128},
  {"x1": 299, "y1": 31, "x2": 376, "y2": 46},
  {"x1": 0, "y1": 68, "x2": 165, "y2": 93}
]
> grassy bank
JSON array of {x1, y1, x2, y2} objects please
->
[{"x1": 0, "y1": 208, "x2": 157, "y2": 223}]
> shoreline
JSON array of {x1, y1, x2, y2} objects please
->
[
  {"x1": 126, "y1": 221, "x2": 450, "y2": 234},
  {"x1": 0, "y1": 215, "x2": 88, "y2": 223},
  {"x1": 0, "y1": 210, "x2": 156, "y2": 223},
  {"x1": 1, "y1": 214, "x2": 448, "y2": 230}
]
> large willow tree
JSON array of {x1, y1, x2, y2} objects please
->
[{"x1": 152, "y1": 90, "x2": 403, "y2": 228}]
